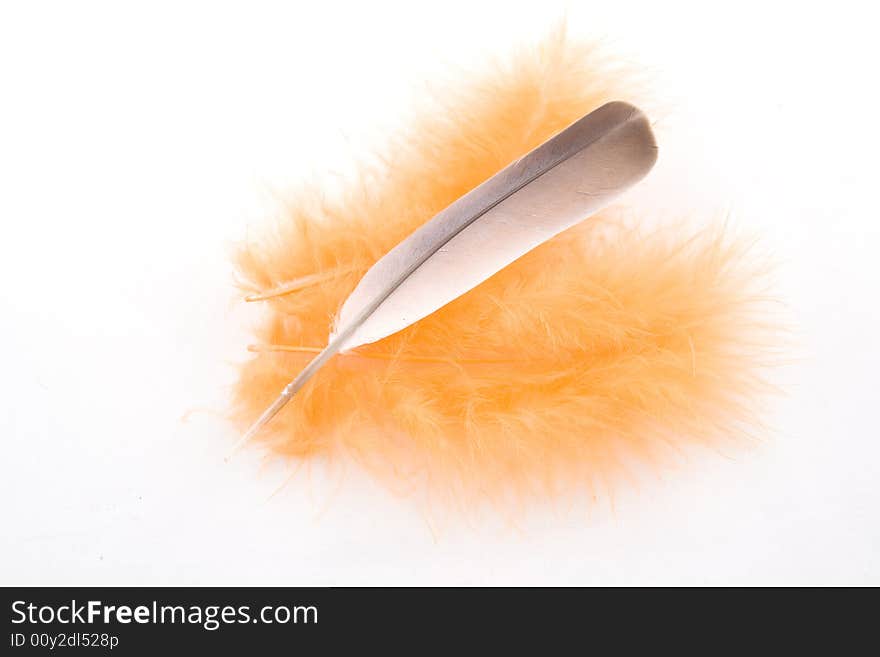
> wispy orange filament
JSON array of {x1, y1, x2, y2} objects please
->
[{"x1": 247, "y1": 343, "x2": 507, "y2": 364}]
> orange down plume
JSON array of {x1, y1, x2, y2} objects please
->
[{"x1": 230, "y1": 30, "x2": 779, "y2": 507}]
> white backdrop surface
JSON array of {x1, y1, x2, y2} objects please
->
[{"x1": 1, "y1": 1, "x2": 877, "y2": 585}]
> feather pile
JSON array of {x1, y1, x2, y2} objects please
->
[{"x1": 231, "y1": 30, "x2": 777, "y2": 505}]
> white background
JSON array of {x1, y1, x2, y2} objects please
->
[{"x1": 1, "y1": 1, "x2": 878, "y2": 585}]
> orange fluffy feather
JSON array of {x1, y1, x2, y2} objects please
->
[{"x1": 231, "y1": 31, "x2": 777, "y2": 505}]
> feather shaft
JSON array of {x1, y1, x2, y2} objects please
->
[{"x1": 228, "y1": 338, "x2": 343, "y2": 457}]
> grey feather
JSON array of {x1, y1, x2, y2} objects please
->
[{"x1": 234, "y1": 101, "x2": 658, "y2": 449}]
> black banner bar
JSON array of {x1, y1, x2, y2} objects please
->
[{"x1": 1, "y1": 587, "x2": 864, "y2": 653}]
